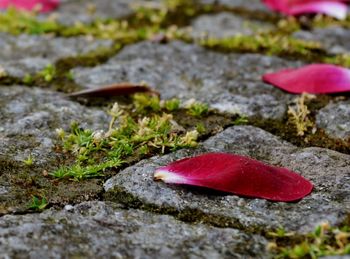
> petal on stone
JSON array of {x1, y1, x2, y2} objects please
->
[
  {"x1": 154, "y1": 153, "x2": 313, "y2": 202},
  {"x1": 0, "y1": 0, "x2": 60, "y2": 13},
  {"x1": 68, "y1": 83, "x2": 159, "y2": 98},
  {"x1": 262, "y1": 0, "x2": 348, "y2": 19},
  {"x1": 288, "y1": 1, "x2": 348, "y2": 20},
  {"x1": 262, "y1": 64, "x2": 350, "y2": 94}
]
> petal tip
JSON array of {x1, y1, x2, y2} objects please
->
[{"x1": 154, "y1": 169, "x2": 188, "y2": 184}]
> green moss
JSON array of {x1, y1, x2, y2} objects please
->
[
  {"x1": 268, "y1": 222, "x2": 350, "y2": 258},
  {"x1": 198, "y1": 33, "x2": 325, "y2": 61},
  {"x1": 51, "y1": 98, "x2": 200, "y2": 181},
  {"x1": 28, "y1": 196, "x2": 48, "y2": 211}
]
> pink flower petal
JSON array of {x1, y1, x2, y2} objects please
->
[
  {"x1": 0, "y1": 0, "x2": 60, "y2": 13},
  {"x1": 288, "y1": 1, "x2": 348, "y2": 20},
  {"x1": 263, "y1": 64, "x2": 350, "y2": 94},
  {"x1": 154, "y1": 153, "x2": 313, "y2": 202},
  {"x1": 262, "y1": 0, "x2": 348, "y2": 19}
]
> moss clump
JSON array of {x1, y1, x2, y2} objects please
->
[
  {"x1": 268, "y1": 222, "x2": 350, "y2": 258},
  {"x1": 51, "y1": 97, "x2": 201, "y2": 181},
  {"x1": 198, "y1": 33, "x2": 325, "y2": 61}
]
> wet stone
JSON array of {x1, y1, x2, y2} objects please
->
[
  {"x1": 73, "y1": 40, "x2": 301, "y2": 119},
  {"x1": 105, "y1": 125, "x2": 350, "y2": 234},
  {"x1": 0, "y1": 85, "x2": 109, "y2": 165},
  {"x1": 316, "y1": 100, "x2": 350, "y2": 140},
  {"x1": 293, "y1": 27, "x2": 350, "y2": 55},
  {"x1": 0, "y1": 32, "x2": 113, "y2": 78},
  {"x1": 0, "y1": 201, "x2": 268, "y2": 258},
  {"x1": 190, "y1": 12, "x2": 272, "y2": 39}
]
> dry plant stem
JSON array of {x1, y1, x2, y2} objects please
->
[{"x1": 288, "y1": 93, "x2": 315, "y2": 136}]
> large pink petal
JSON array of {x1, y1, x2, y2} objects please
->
[
  {"x1": 262, "y1": 0, "x2": 348, "y2": 19},
  {"x1": 288, "y1": 1, "x2": 348, "y2": 20},
  {"x1": 0, "y1": 0, "x2": 60, "y2": 13},
  {"x1": 263, "y1": 0, "x2": 288, "y2": 12},
  {"x1": 154, "y1": 153, "x2": 313, "y2": 202},
  {"x1": 263, "y1": 64, "x2": 350, "y2": 94}
]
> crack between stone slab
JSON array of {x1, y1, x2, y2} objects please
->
[{"x1": 102, "y1": 185, "x2": 274, "y2": 238}]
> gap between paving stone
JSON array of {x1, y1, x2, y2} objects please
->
[
  {"x1": 0, "y1": 85, "x2": 110, "y2": 214},
  {"x1": 0, "y1": 32, "x2": 113, "y2": 79},
  {"x1": 104, "y1": 125, "x2": 350, "y2": 236}
]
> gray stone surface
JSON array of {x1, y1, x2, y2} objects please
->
[
  {"x1": 105, "y1": 125, "x2": 350, "y2": 234},
  {"x1": 51, "y1": 0, "x2": 162, "y2": 25},
  {"x1": 0, "y1": 86, "x2": 109, "y2": 164},
  {"x1": 73, "y1": 40, "x2": 300, "y2": 119},
  {"x1": 316, "y1": 100, "x2": 350, "y2": 140},
  {"x1": 0, "y1": 201, "x2": 268, "y2": 258},
  {"x1": 293, "y1": 27, "x2": 350, "y2": 55},
  {"x1": 0, "y1": 32, "x2": 113, "y2": 78},
  {"x1": 190, "y1": 12, "x2": 272, "y2": 39},
  {"x1": 199, "y1": 0, "x2": 269, "y2": 12}
]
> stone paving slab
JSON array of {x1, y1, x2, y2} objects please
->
[
  {"x1": 0, "y1": 201, "x2": 268, "y2": 258},
  {"x1": 52, "y1": 0, "x2": 133, "y2": 25},
  {"x1": 199, "y1": 0, "x2": 269, "y2": 12},
  {"x1": 0, "y1": 32, "x2": 113, "y2": 78},
  {"x1": 316, "y1": 100, "x2": 350, "y2": 140},
  {"x1": 73, "y1": 40, "x2": 301, "y2": 119},
  {"x1": 190, "y1": 12, "x2": 273, "y2": 39},
  {"x1": 105, "y1": 125, "x2": 350, "y2": 234},
  {"x1": 0, "y1": 85, "x2": 109, "y2": 165},
  {"x1": 293, "y1": 27, "x2": 350, "y2": 55},
  {"x1": 49, "y1": 0, "x2": 162, "y2": 25}
]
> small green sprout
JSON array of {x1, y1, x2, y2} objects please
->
[
  {"x1": 23, "y1": 154, "x2": 34, "y2": 166},
  {"x1": 133, "y1": 93, "x2": 161, "y2": 113},
  {"x1": 38, "y1": 64, "x2": 56, "y2": 82},
  {"x1": 28, "y1": 196, "x2": 48, "y2": 211},
  {"x1": 23, "y1": 74, "x2": 33, "y2": 84},
  {"x1": 163, "y1": 98, "x2": 181, "y2": 111},
  {"x1": 195, "y1": 123, "x2": 206, "y2": 134},
  {"x1": 66, "y1": 71, "x2": 74, "y2": 81},
  {"x1": 233, "y1": 116, "x2": 249, "y2": 125},
  {"x1": 187, "y1": 101, "x2": 209, "y2": 117}
]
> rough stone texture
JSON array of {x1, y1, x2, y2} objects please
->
[
  {"x1": 0, "y1": 32, "x2": 113, "y2": 78},
  {"x1": 0, "y1": 86, "x2": 109, "y2": 165},
  {"x1": 199, "y1": 0, "x2": 269, "y2": 12},
  {"x1": 316, "y1": 100, "x2": 350, "y2": 140},
  {"x1": 293, "y1": 27, "x2": 350, "y2": 55},
  {"x1": 73, "y1": 41, "x2": 300, "y2": 119},
  {"x1": 190, "y1": 12, "x2": 272, "y2": 39},
  {"x1": 105, "y1": 125, "x2": 350, "y2": 234},
  {"x1": 0, "y1": 201, "x2": 268, "y2": 258},
  {"x1": 51, "y1": 0, "x2": 162, "y2": 25}
]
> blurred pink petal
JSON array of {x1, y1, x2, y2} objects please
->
[
  {"x1": 263, "y1": 0, "x2": 348, "y2": 19},
  {"x1": 154, "y1": 153, "x2": 313, "y2": 202},
  {"x1": 263, "y1": 64, "x2": 350, "y2": 94},
  {"x1": 289, "y1": 1, "x2": 348, "y2": 19},
  {"x1": 0, "y1": 0, "x2": 60, "y2": 13}
]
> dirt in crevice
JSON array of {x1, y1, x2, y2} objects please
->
[{"x1": 248, "y1": 95, "x2": 350, "y2": 155}]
